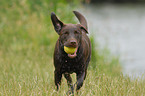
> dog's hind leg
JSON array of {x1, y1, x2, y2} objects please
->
[{"x1": 64, "y1": 73, "x2": 74, "y2": 94}]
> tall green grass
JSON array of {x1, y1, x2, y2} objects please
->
[{"x1": 0, "y1": 0, "x2": 145, "y2": 95}]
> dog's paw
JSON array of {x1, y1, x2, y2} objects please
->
[{"x1": 66, "y1": 90, "x2": 74, "y2": 96}]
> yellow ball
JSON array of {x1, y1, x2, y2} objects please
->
[{"x1": 64, "y1": 46, "x2": 76, "y2": 54}]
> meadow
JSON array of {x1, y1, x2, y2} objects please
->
[{"x1": 0, "y1": 0, "x2": 145, "y2": 95}]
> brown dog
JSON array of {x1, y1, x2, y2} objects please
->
[{"x1": 51, "y1": 11, "x2": 91, "y2": 94}]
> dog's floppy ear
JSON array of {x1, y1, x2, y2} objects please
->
[
  {"x1": 73, "y1": 11, "x2": 88, "y2": 31},
  {"x1": 51, "y1": 12, "x2": 64, "y2": 35},
  {"x1": 79, "y1": 24, "x2": 88, "y2": 34}
]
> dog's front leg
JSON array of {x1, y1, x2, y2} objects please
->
[
  {"x1": 54, "y1": 70, "x2": 62, "y2": 91},
  {"x1": 76, "y1": 71, "x2": 85, "y2": 91}
]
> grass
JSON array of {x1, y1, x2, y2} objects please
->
[{"x1": 0, "y1": 0, "x2": 145, "y2": 95}]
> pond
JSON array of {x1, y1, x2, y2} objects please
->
[{"x1": 80, "y1": 4, "x2": 145, "y2": 78}]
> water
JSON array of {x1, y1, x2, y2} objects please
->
[{"x1": 80, "y1": 4, "x2": 145, "y2": 78}]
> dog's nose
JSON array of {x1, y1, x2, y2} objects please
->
[{"x1": 70, "y1": 40, "x2": 76, "y2": 45}]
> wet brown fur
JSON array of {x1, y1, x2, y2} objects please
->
[{"x1": 51, "y1": 11, "x2": 91, "y2": 94}]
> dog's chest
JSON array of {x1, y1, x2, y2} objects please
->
[{"x1": 60, "y1": 59, "x2": 84, "y2": 74}]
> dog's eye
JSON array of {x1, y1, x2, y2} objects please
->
[
  {"x1": 74, "y1": 31, "x2": 79, "y2": 34},
  {"x1": 64, "y1": 31, "x2": 69, "y2": 35}
]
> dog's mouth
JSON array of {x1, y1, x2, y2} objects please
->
[
  {"x1": 63, "y1": 41, "x2": 78, "y2": 58},
  {"x1": 67, "y1": 47, "x2": 78, "y2": 58}
]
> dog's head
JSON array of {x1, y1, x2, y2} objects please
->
[{"x1": 51, "y1": 11, "x2": 88, "y2": 58}]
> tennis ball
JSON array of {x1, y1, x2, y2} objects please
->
[{"x1": 64, "y1": 46, "x2": 76, "y2": 54}]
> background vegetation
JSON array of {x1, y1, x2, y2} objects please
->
[
  {"x1": 0, "y1": 0, "x2": 145, "y2": 95},
  {"x1": 84, "y1": 0, "x2": 145, "y2": 3}
]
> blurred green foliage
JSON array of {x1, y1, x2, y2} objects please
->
[
  {"x1": 0, "y1": 0, "x2": 79, "y2": 53},
  {"x1": 84, "y1": 0, "x2": 145, "y2": 3}
]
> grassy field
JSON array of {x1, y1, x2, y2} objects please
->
[{"x1": 0, "y1": 0, "x2": 145, "y2": 95}]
